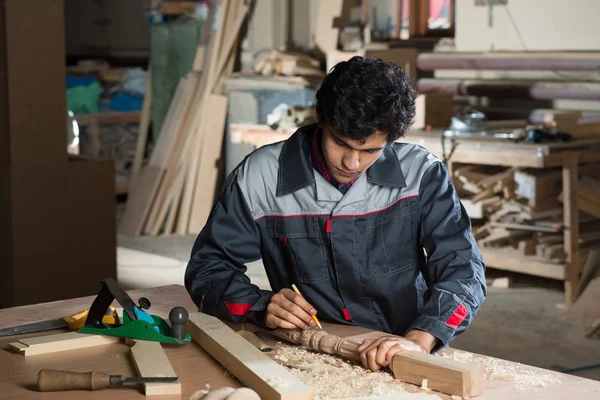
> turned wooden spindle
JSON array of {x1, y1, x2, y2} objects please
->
[
  {"x1": 267, "y1": 328, "x2": 362, "y2": 362},
  {"x1": 259, "y1": 327, "x2": 483, "y2": 398}
]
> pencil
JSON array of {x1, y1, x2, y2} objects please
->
[{"x1": 291, "y1": 284, "x2": 323, "y2": 329}]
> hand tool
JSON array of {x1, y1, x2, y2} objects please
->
[
  {"x1": 291, "y1": 283, "x2": 322, "y2": 329},
  {"x1": 0, "y1": 306, "x2": 116, "y2": 337},
  {"x1": 37, "y1": 369, "x2": 179, "y2": 392},
  {"x1": 79, "y1": 277, "x2": 192, "y2": 344}
]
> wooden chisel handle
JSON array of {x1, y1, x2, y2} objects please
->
[{"x1": 37, "y1": 369, "x2": 112, "y2": 392}]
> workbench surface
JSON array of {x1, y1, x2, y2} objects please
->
[{"x1": 1, "y1": 285, "x2": 599, "y2": 399}]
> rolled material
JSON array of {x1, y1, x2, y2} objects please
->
[
  {"x1": 418, "y1": 78, "x2": 600, "y2": 101},
  {"x1": 417, "y1": 52, "x2": 600, "y2": 71}
]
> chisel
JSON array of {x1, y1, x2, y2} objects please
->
[{"x1": 37, "y1": 369, "x2": 180, "y2": 392}]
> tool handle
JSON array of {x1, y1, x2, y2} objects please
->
[
  {"x1": 62, "y1": 306, "x2": 116, "y2": 329},
  {"x1": 37, "y1": 369, "x2": 112, "y2": 392}
]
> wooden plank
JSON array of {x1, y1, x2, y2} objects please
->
[
  {"x1": 130, "y1": 340, "x2": 181, "y2": 396},
  {"x1": 149, "y1": 74, "x2": 198, "y2": 169},
  {"x1": 176, "y1": 0, "x2": 245, "y2": 234},
  {"x1": 391, "y1": 351, "x2": 482, "y2": 398},
  {"x1": 566, "y1": 275, "x2": 600, "y2": 328},
  {"x1": 162, "y1": 0, "x2": 230, "y2": 234},
  {"x1": 118, "y1": 165, "x2": 165, "y2": 235},
  {"x1": 130, "y1": 66, "x2": 153, "y2": 185},
  {"x1": 563, "y1": 154, "x2": 580, "y2": 305},
  {"x1": 575, "y1": 249, "x2": 600, "y2": 300},
  {"x1": 480, "y1": 247, "x2": 565, "y2": 280},
  {"x1": 186, "y1": 312, "x2": 314, "y2": 400},
  {"x1": 9, "y1": 332, "x2": 119, "y2": 356},
  {"x1": 187, "y1": 96, "x2": 229, "y2": 234}
]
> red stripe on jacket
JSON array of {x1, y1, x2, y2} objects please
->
[
  {"x1": 446, "y1": 303, "x2": 468, "y2": 328},
  {"x1": 225, "y1": 302, "x2": 253, "y2": 316}
]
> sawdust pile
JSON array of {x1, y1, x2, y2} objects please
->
[
  {"x1": 441, "y1": 350, "x2": 561, "y2": 391},
  {"x1": 275, "y1": 345, "x2": 408, "y2": 399}
]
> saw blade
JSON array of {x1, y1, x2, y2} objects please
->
[{"x1": 0, "y1": 319, "x2": 67, "y2": 337}]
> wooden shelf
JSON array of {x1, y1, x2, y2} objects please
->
[
  {"x1": 75, "y1": 111, "x2": 141, "y2": 126},
  {"x1": 481, "y1": 247, "x2": 565, "y2": 280}
]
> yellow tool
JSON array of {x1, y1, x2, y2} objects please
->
[
  {"x1": 292, "y1": 284, "x2": 323, "y2": 329},
  {"x1": 0, "y1": 306, "x2": 116, "y2": 337}
]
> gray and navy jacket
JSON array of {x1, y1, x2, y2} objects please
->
[{"x1": 185, "y1": 123, "x2": 487, "y2": 349}]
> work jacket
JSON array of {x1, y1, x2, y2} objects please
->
[{"x1": 185, "y1": 124, "x2": 487, "y2": 349}]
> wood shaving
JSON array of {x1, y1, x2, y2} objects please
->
[
  {"x1": 440, "y1": 350, "x2": 561, "y2": 391},
  {"x1": 275, "y1": 345, "x2": 408, "y2": 399},
  {"x1": 266, "y1": 375, "x2": 289, "y2": 389}
]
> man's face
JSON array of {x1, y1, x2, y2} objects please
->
[{"x1": 321, "y1": 125, "x2": 388, "y2": 184}]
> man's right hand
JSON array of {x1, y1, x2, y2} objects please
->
[{"x1": 264, "y1": 288, "x2": 318, "y2": 330}]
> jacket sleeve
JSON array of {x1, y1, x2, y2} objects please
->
[
  {"x1": 407, "y1": 161, "x2": 487, "y2": 350},
  {"x1": 184, "y1": 167, "x2": 274, "y2": 329}
]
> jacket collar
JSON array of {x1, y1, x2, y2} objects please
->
[{"x1": 276, "y1": 123, "x2": 406, "y2": 196}]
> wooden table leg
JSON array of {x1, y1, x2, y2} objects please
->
[{"x1": 562, "y1": 153, "x2": 580, "y2": 306}]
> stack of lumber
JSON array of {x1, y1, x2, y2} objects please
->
[
  {"x1": 252, "y1": 50, "x2": 324, "y2": 78},
  {"x1": 544, "y1": 111, "x2": 600, "y2": 139},
  {"x1": 455, "y1": 165, "x2": 600, "y2": 265},
  {"x1": 119, "y1": 0, "x2": 249, "y2": 236}
]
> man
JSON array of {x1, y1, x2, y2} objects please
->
[{"x1": 185, "y1": 56, "x2": 486, "y2": 372}]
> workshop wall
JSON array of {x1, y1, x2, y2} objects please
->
[{"x1": 455, "y1": 0, "x2": 600, "y2": 52}]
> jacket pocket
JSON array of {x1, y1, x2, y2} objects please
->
[
  {"x1": 267, "y1": 216, "x2": 329, "y2": 283},
  {"x1": 366, "y1": 200, "x2": 417, "y2": 276}
]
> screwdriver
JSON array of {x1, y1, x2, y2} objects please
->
[{"x1": 37, "y1": 369, "x2": 180, "y2": 392}]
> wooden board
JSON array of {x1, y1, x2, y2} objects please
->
[
  {"x1": 187, "y1": 94, "x2": 229, "y2": 234},
  {"x1": 9, "y1": 332, "x2": 119, "y2": 356},
  {"x1": 130, "y1": 340, "x2": 181, "y2": 396},
  {"x1": 118, "y1": 165, "x2": 165, "y2": 235},
  {"x1": 186, "y1": 312, "x2": 315, "y2": 400},
  {"x1": 391, "y1": 351, "x2": 482, "y2": 398},
  {"x1": 130, "y1": 66, "x2": 153, "y2": 185}
]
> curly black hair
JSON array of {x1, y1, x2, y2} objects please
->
[{"x1": 315, "y1": 56, "x2": 417, "y2": 143}]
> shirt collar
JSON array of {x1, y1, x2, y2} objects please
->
[{"x1": 277, "y1": 123, "x2": 406, "y2": 196}]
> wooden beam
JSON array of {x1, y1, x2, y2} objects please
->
[
  {"x1": 390, "y1": 351, "x2": 482, "y2": 398},
  {"x1": 130, "y1": 340, "x2": 181, "y2": 396},
  {"x1": 563, "y1": 153, "x2": 580, "y2": 305},
  {"x1": 186, "y1": 312, "x2": 314, "y2": 400},
  {"x1": 9, "y1": 332, "x2": 119, "y2": 356},
  {"x1": 130, "y1": 66, "x2": 153, "y2": 186}
]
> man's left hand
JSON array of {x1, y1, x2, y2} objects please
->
[{"x1": 357, "y1": 330, "x2": 437, "y2": 371}]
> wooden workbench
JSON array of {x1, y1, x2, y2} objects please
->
[
  {"x1": 229, "y1": 123, "x2": 600, "y2": 305},
  {"x1": 1, "y1": 284, "x2": 599, "y2": 399}
]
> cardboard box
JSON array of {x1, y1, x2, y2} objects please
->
[{"x1": 413, "y1": 93, "x2": 456, "y2": 130}]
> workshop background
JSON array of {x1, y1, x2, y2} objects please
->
[{"x1": 2, "y1": 0, "x2": 600, "y2": 386}]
